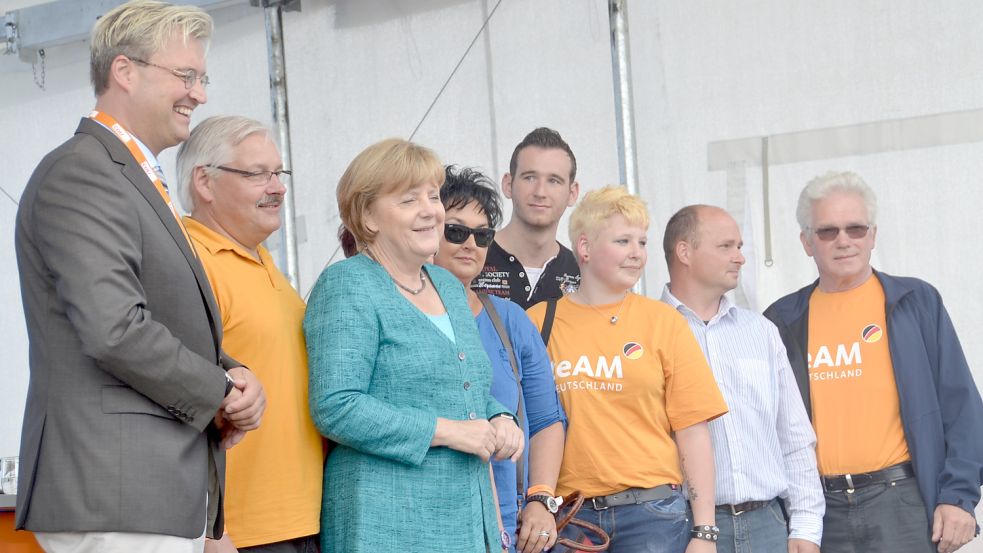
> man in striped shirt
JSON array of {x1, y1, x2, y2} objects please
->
[{"x1": 661, "y1": 205, "x2": 824, "y2": 553}]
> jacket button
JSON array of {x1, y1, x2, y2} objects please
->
[
  {"x1": 458, "y1": 352, "x2": 466, "y2": 361},
  {"x1": 468, "y1": 412, "x2": 477, "y2": 420},
  {"x1": 463, "y1": 381, "x2": 471, "y2": 390}
]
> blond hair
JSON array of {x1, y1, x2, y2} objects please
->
[
  {"x1": 568, "y1": 185, "x2": 649, "y2": 247},
  {"x1": 337, "y1": 138, "x2": 445, "y2": 249},
  {"x1": 90, "y1": 0, "x2": 213, "y2": 96}
]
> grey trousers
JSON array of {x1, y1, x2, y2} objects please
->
[{"x1": 820, "y1": 477, "x2": 934, "y2": 553}]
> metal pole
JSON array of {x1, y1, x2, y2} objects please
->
[
  {"x1": 609, "y1": 0, "x2": 645, "y2": 295},
  {"x1": 264, "y1": 3, "x2": 300, "y2": 290}
]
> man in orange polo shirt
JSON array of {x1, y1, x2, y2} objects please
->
[
  {"x1": 765, "y1": 171, "x2": 983, "y2": 553},
  {"x1": 176, "y1": 116, "x2": 323, "y2": 553}
]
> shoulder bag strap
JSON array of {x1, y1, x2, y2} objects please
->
[
  {"x1": 540, "y1": 297, "x2": 558, "y2": 346},
  {"x1": 477, "y1": 293, "x2": 526, "y2": 509}
]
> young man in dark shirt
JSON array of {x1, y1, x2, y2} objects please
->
[{"x1": 473, "y1": 127, "x2": 581, "y2": 309}]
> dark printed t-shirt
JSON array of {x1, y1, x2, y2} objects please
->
[{"x1": 472, "y1": 241, "x2": 580, "y2": 310}]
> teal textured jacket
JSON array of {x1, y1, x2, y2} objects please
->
[{"x1": 304, "y1": 254, "x2": 508, "y2": 552}]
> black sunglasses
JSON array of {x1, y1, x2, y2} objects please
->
[
  {"x1": 444, "y1": 223, "x2": 496, "y2": 247},
  {"x1": 812, "y1": 225, "x2": 871, "y2": 241}
]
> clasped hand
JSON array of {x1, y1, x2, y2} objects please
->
[
  {"x1": 432, "y1": 416, "x2": 525, "y2": 463},
  {"x1": 213, "y1": 366, "x2": 266, "y2": 449}
]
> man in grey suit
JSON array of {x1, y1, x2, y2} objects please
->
[{"x1": 14, "y1": 1, "x2": 266, "y2": 551}]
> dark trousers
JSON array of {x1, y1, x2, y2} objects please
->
[
  {"x1": 239, "y1": 535, "x2": 319, "y2": 553},
  {"x1": 821, "y1": 477, "x2": 934, "y2": 553}
]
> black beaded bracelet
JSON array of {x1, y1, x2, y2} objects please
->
[{"x1": 690, "y1": 524, "x2": 720, "y2": 542}]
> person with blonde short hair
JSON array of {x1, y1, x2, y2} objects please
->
[
  {"x1": 14, "y1": 2, "x2": 266, "y2": 552},
  {"x1": 304, "y1": 138, "x2": 524, "y2": 552},
  {"x1": 526, "y1": 185, "x2": 728, "y2": 553}
]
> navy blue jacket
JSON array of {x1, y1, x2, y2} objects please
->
[{"x1": 764, "y1": 270, "x2": 983, "y2": 525}]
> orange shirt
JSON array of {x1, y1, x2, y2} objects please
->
[
  {"x1": 807, "y1": 275, "x2": 910, "y2": 475},
  {"x1": 185, "y1": 218, "x2": 323, "y2": 547},
  {"x1": 527, "y1": 294, "x2": 727, "y2": 497}
]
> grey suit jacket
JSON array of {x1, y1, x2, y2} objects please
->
[{"x1": 14, "y1": 117, "x2": 233, "y2": 538}]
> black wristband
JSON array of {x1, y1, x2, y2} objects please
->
[
  {"x1": 489, "y1": 412, "x2": 518, "y2": 425},
  {"x1": 690, "y1": 524, "x2": 719, "y2": 542}
]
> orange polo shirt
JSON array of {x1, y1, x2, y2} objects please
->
[
  {"x1": 807, "y1": 275, "x2": 910, "y2": 475},
  {"x1": 185, "y1": 217, "x2": 323, "y2": 547}
]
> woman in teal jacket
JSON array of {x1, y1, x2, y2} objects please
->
[{"x1": 304, "y1": 138, "x2": 523, "y2": 553}]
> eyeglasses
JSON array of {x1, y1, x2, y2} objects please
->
[
  {"x1": 444, "y1": 223, "x2": 496, "y2": 247},
  {"x1": 129, "y1": 57, "x2": 210, "y2": 89},
  {"x1": 811, "y1": 224, "x2": 871, "y2": 241},
  {"x1": 207, "y1": 165, "x2": 292, "y2": 184}
]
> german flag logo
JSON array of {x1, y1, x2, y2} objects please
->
[
  {"x1": 623, "y1": 342, "x2": 644, "y2": 360},
  {"x1": 861, "y1": 324, "x2": 883, "y2": 343}
]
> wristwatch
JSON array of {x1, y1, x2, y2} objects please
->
[
  {"x1": 526, "y1": 494, "x2": 561, "y2": 514},
  {"x1": 224, "y1": 372, "x2": 235, "y2": 397}
]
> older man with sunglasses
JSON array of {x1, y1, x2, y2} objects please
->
[{"x1": 764, "y1": 171, "x2": 983, "y2": 553}]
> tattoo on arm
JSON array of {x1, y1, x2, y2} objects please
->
[{"x1": 680, "y1": 454, "x2": 698, "y2": 501}]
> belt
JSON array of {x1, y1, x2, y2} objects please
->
[
  {"x1": 715, "y1": 499, "x2": 773, "y2": 516},
  {"x1": 822, "y1": 462, "x2": 915, "y2": 492},
  {"x1": 587, "y1": 485, "x2": 678, "y2": 510}
]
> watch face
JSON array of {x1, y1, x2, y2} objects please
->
[
  {"x1": 546, "y1": 496, "x2": 559, "y2": 513},
  {"x1": 500, "y1": 530, "x2": 512, "y2": 548}
]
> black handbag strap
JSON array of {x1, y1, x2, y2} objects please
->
[
  {"x1": 540, "y1": 297, "x2": 558, "y2": 346},
  {"x1": 477, "y1": 293, "x2": 526, "y2": 508}
]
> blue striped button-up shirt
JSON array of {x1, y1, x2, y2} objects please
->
[{"x1": 661, "y1": 285, "x2": 824, "y2": 545}]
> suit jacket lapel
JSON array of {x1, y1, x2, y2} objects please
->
[{"x1": 76, "y1": 117, "x2": 224, "y2": 357}]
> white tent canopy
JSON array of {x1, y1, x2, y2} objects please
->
[{"x1": 2, "y1": 1, "x2": 981, "y2": 541}]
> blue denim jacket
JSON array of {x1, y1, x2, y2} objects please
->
[{"x1": 764, "y1": 270, "x2": 983, "y2": 529}]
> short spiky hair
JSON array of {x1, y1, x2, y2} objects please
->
[
  {"x1": 568, "y1": 185, "x2": 648, "y2": 250},
  {"x1": 508, "y1": 127, "x2": 577, "y2": 183},
  {"x1": 440, "y1": 165, "x2": 502, "y2": 228},
  {"x1": 90, "y1": 0, "x2": 213, "y2": 96}
]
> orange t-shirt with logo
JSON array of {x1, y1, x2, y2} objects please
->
[
  {"x1": 807, "y1": 275, "x2": 910, "y2": 476},
  {"x1": 527, "y1": 294, "x2": 728, "y2": 498}
]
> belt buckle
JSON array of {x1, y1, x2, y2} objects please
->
[
  {"x1": 591, "y1": 496, "x2": 608, "y2": 511},
  {"x1": 730, "y1": 504, "x2": 745, "y2": 516},
  {"x1": 845, "y1": 473, "x2": 855, "y2": 494}
]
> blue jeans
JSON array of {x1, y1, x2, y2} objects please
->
[
  {"x1": 555, "y1": 489, "x2": 691, "y2": 553},
  {"x1": 821, "y1": 477, "x2": 934, "y2": 553},
  {"x1": 715, "y1": 499, "x2": 788, "y2": 553}
]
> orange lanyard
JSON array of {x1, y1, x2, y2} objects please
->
[{"x1": 89, "y1": 110, "x2": 195, "y2": 255}]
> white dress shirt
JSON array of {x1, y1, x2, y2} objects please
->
[{"x1": 661, "y1": 284, "x2": 825, "y2": 545}]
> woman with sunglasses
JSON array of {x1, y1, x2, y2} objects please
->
[
  {"x1": 305, "y1": 142, "x2": 524, "y2": 553},
  {"x1": 526, "y1": 186, "x2": 728, "y2": 553},
  {"x1": 433, "y1": 165, "x2": 567, "y2": 553}
]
